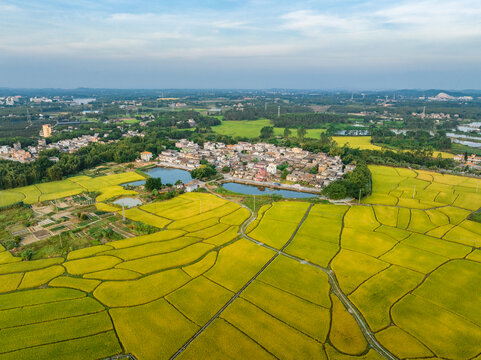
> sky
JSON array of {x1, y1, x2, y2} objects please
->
[{"x1": 0, "y1": 0, "x2": 480, "y2": 89}]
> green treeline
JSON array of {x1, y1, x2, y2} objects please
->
[
  {"x1": 151, "y1": 111, "x2": 221, "y2": 128},
  {"x1": 0, "y1": 134, "x2": 173, "y2": 190},
  {"x1": 322, "y1": 164, "x2": 372, "y2": 200},
  {"x1": 371, "y1": 129, "x2": 451, "y2": 151},
  {"x1": 223, "y1": 104, "x2": 311, "y2": 121},
  {"x1": 272, "y1": 113, "x2": 352, "y2": 128}
]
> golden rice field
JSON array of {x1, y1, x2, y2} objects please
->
[
  {"x1": 0, "y1": 172, "x2": 144, "y2": 207},
  {"x1": 1, "y1": 166, "x2": 481, "y2": 359}
]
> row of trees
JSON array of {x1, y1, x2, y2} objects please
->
[
  {"x1": 0, "y1": 134, "x2": 174, "y2": 190},
  {"x1": 371, "y1": 129, "x2": 452, "y2": 151},
  {"x1": 191, "y1": 164, "x2": 217, "y2": 179},
  {"x1": 151, "y1": 111, "x2": 221, "y2": 128},
  {"x1": 322, "y1": 164, "x2": 372, "y2": 200},
  {"x1": 272, "y1": 113, "x2": 352, "y2": 128},
  {"x1": 224, "y1": 104, "x2": 312, "y2": 121}
]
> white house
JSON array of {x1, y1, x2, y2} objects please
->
[
  {"x1": 140, "y1": 151, "x2": 153, "y2": 162},
  {"x1": 266, "y1": 163, "x2": 277, "y2": 175},
  {"x1": 184, "y1": 180, "x2": 205, "y2": 192}
]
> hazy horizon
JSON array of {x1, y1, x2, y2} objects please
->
[{"x1": 1, "y1": 0, "x2": 480, "y2": 89}]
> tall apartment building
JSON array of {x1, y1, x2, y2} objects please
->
[{"x1": 42, "y1": 124, "x2": 52, "y2": 138}]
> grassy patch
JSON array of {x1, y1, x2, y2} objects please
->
[
  {"x1": 166, "y1": 276, "x2": 233, "y2": 325},
  {"x1": 392, "y1": 294, "x2": 481, "y2": 359},
  {"x1": 329, "y1": 294, "x2": 368, "y2": 355},
  {"x1": 205, "y1": 239, "x2": 274, "y2": 292},
  {"x1": 94, "y1": 268, "x2": 190, "y2": 307},
  {"x1": 349, "y1": 265, "x2": 423, "y2": 332},
  {"x1": 222, "y1": 298, "x2": 325, "y2": 360},
  {"x1": 110, "y1": 298, "x2": 199, "y2": 360},
  {"x1": 258, "y1": 255, "x2": 330, "y2": 307},
  {"x1": 177, "y1": 318, "x2": 274, "y2": 360},
  {"x1": 242, "y1": 279, "x2": 330, "y2": 341}
]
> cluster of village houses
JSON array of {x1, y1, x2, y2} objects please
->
[
  {"x1": 148, "y1": 139, "x2": 354, "y2": 188},
  {"x1": 0, "y1": 123, "x2": 143, "y2": 163},
  {"x1": 0, "y1": 134, "x2": 101, "y2": 163},
  {"x1": 454, "y1": 154, "x2": 481, "y2": 169}
]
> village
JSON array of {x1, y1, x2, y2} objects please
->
[
  {"x1": 152, "y1": 139, "x2": 353, "y2": 189},
  {"x1": 0, "y1": 124, "x2": 143, "y2": 163}
]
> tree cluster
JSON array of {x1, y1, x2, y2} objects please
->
[
  {"x1": 272, "y1": 113, "x2": 351, "y2": 128},
  {"x1": 191, "y1": 164, "x2": 217, "y2": 179},
  {"x1": 322, "y1": 164, "x2": 372, "y2": 200}
]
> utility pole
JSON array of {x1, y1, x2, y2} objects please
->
[
  {"x1": 477, "y1": 183, "x2": 479, "y2": 193},
  {"x1": 277, "y1": 106, "x2": 280, "y2": 118},
  {"x1": 122, "y1": 205, "x2": 126, "y2": 221},
  {"x1": 253, "y1": 195, "x2": 256, "y2": 213},
  {"x1": 358, "y1": 189, "x2": 362, "y2": 204},
  {"x1": 59, "y1": 232, "x2": 63, "y2": 248},
  {"x1": 264, "y1": 102, "x2": 267, "y2": 111},
  {"x1": 412, "y1": 185, "x2": 416, "y2": 199}
]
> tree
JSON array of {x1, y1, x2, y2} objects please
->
[
  {"x1": 322, "y1": 181, "x2": 347, "y2": 200},
  {"x1": 320, "y1": 133, "x2": 333, "y2": 147},
  {"x1": 19, "y1": 248, "x2": 34, "y2": 260},
  {"x1": 322, "y1": 164, "x2": 371, "y2": 200},
  {"x1": 281, "y1": 169, "x2": 289, "y2": 180},
  {"x1": 145, "y1": 177, "x2": 162, "y2": 191},
  {"x1": 283, "y1": 128, "x2": 291, "y2": 139},
  {"x1": 191, "y1": 165, "x2": 217, "y2": 179},
  {"x1": 221, "y1": 166, "x2": 230, "y2": 173},
  {"x1": 260, "y1": 126, "x2": 274, "y2": 139},
  {"x1": 297, "y1": 127, "x2": 307, "y2": 142}
]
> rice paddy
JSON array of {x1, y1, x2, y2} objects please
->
[
  {"x1": 0, "y1": 165, "x2": 481, "y2": 359},
  {"x1": 0, "y1": 171, "x2": 145, "y2": 207}
]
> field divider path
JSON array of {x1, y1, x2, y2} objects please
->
[
  {"x1": 169, "y1": 203, "x2": 312, "y2": 360},
  {"x1": 205, "y1": 187, "x2": 398, "y2": 359},
  {"x1": 237, "y1": 209, "x2": 398, "y2": 358},
  {"x1": 242, "y1": 223, "x2": 398, "y2": 360}
]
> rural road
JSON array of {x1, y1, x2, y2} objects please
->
[
  {"x1": 238, "y1": 200, "x2": 398, "y2": 360},
  {"x1": 219, "y1": 183, "x2": 398, "y2": 360}
]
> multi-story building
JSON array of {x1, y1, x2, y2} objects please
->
[{"x1": 42, "y1": 124, "x2": 52, "y2": 138}]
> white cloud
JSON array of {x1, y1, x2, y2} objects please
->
[
  {"x1": 0, "y1": 4, "x2": 20, "y2": 11},
  {"x1": 1, "y1": 0, "x2": 481, "y2": 71},
  {"x1": 281, "y1": 10, "x2": 368, "y2": 34}
]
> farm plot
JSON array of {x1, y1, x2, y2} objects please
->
[
  {"x1": 0, "y1": 171, "x2": 145, "y2": 206},
  {"x1": 0, "y1": 190, "x2": 25, "y2": 207},
  {"x1": 247, "y1": 201, "x2": 310, "y2": 248},
  {"x1": 1, "y1": 176, "x2": 481, "y2": 359},
  {"x1": 96, "y1": 185, "x2": 137, "y2": 202},
  {"x1": 120, "y1": 208, "x2": 171, "y2": 228}
]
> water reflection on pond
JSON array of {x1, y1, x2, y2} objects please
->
[
  {"x1": 124, "y1": 167, "x2": 193, "y2": 186},
  {"x1": 113, "y1": 197, "x2": 142, "y2": 208},
  {"x1": 222, "y1": 182, "x2": 318, "y2": 198}
]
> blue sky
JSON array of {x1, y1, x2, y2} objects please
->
[{"x1": 0, "y1": 0, "x2": 480, "y2": 89}]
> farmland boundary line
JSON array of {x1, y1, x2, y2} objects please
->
[
  {"x1": 206, "y1": 186, "x2": 398, "y2": 359},
  {"x1": 169, "y1": 205, "x2": 312, "y2": 359}
]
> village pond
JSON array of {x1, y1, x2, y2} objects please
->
[
  {"x1": 113, "y1": 197, "x2": 142, "y2": 208},
  {"x1": 124, "y1": 167, "x2": 193, "y2": 187},
  {"x1": 221, "y1": 182, "x2": 318, "y2": 198}
]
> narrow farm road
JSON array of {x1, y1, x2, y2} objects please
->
[
  {"x1": 170, "y1": 203, "x2": 313, "y2": 360},
  {"x1": 238, "y1": 200, "x2": 398, "y2": 360}
]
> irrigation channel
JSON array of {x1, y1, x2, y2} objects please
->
[{"x1": 171, "y1": 188, "x2": 398, "y2": 360}]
